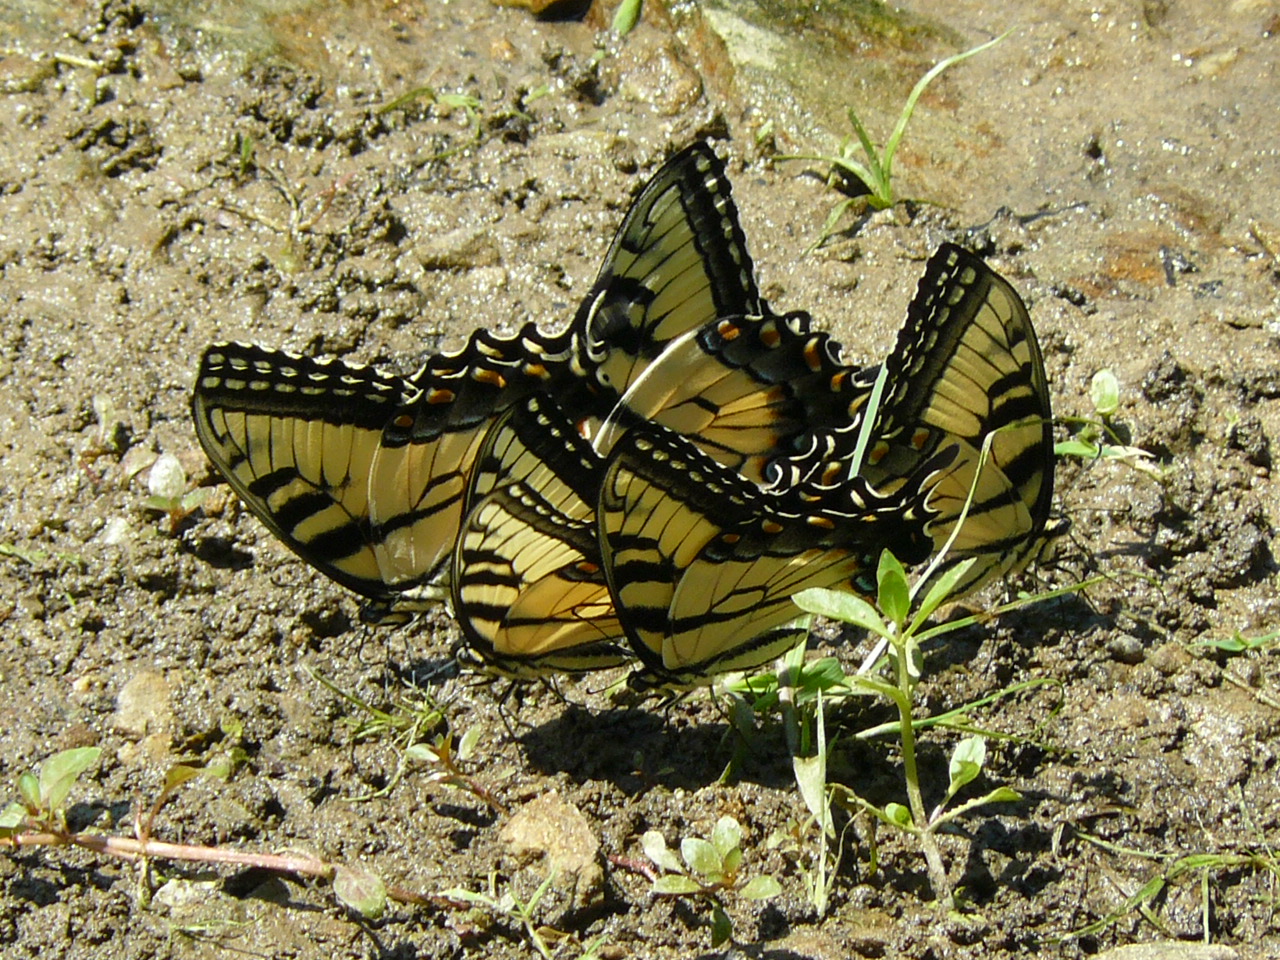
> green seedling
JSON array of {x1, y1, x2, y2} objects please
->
[
  {"x1": 1, "y1": 747, "x2": 453, "y2": 920},
  {"x1": 1057, "y1": 368, "x2": 1168, "y2": 481},
  {"x1": 442, "y1": 869, "x2": 608, "y2": 960},
  {"x1": 143, "y1": 453, "x2": 208, "y2": 533},
  {"x1": 1192, "y1": 629, "x2": 1280, "y2": 655},
  {"x1": 612, "y1": 0, "x2": 642, "y2": 35},
  {"x1": 305, "y1": 667, "x2": 489, "y2": 804},
  {"x1": 777, "y1": 31, "x2": 1010, "y2": 248},
  {"x1": 405, "y1": 726, "x2": 506, "y2": 812},
  {"x1": 641, "y1": 815, "x2": 782, "y2": 947},
  {"x1": 1, "y1": 746, "x2": 102, "y2": 838},
  {"x1": 794, "y1": 552, "x2": 1022, "y2": 901}
]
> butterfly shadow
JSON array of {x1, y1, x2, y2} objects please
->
[{"x1": 516, "y1": 702, "x2": 800, "y2": 793}]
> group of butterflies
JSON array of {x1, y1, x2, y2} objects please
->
[{"x1": 191, "y1": 141, "x2": 1059, "y2": 693}]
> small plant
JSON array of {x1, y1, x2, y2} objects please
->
[
  {"x1": 306, "y1": 668, "x2": 503, "y2": 808},
  {"x1": 1193, "y1": 629, "x2": 1280, "y2": 655},
  {"x1": 1, "y1": 746, "x2": 451, "y2": 920},
  {"x1": 143, "y1": 453, "x2": 207, "y2": 533},
  {"x1": 777, "y1": 31, "x2": 1010, "y2": 247},
  {"x1": 641, "y1": 815, "x2": 782, "y2": 947},
  {"x1": 794, "y1": 552, "x2": 1024, "y2": 901},
  {"x1": 441, "y1": 869, "x2": 608, "y2": 960},
  {"x1": 1056, "y1": 368, "x2": 1167, "y2": 481}
]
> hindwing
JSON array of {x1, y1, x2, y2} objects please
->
[
  {"x1": 452, "y1": 394, "x2": 630, "y2": 677},
  {"x1": 598, "y1": 423, "x2": 950, "y2": 689},
  {"x1": 861, "y1": 243, "x2": 1058, "y2": 595}
]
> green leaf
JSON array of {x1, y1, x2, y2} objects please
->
[
  {"x1": 885, "y1": 802, "x2": 913, "y2": 827},
  {"x1": 722, "y1": 846, "x2": 743, "y2": 875},
  {"x1": 711, "y1": 816, "x2": 742, "y2": 859},
  {"x1": 1193, "y1": 630, "x2": 1280, "y2": 654},
  {"x1": 456, "y1": 726, "x2": 481, "y2": 762},
  {"x1": 903, "y1": 635, "x2": 924, "y2": 683},
  {"x1": 1089, "y1": 369, "x2": 1120, "y2": 416},
  {"x1": 163, "y1": 764, "x2": 202, "y2": 794},
  {"x1": 1055, "y1": 439, "x2": 1101, "y2": 458},
  {"x1": 611, "y1": 0, "x2": 642, "y2": 35},
  {"x1": 641, "y1": 830, "x2": 684, "y2": 875},
  {"x1": 793, "y1": 753, "x2": 828, "y2": 826},
  {"x1": 876, "y1": 551, "x2": 910, "y2": 627},
  {"x1": 982, "y1": 786, "x2": 1022, "y2": 804},
  {"x1": 17, "y1": 772, "x2": 40, "y2": 813},
  {"x1": 38, "y1": 747, "x2": 101, "y2": 812},
  {"x1": 910, "y1": 557, "x2": 978, "y2": 630},
  {"x1": 333, "y1": 864, "x2": 387, "y2": 920},
  {"x1": 0, "y1": 800, "x2": 28, "y2": 834},
  {"x1": 147, "y1": 453, "x2": 187, "y2": 501},
  {"x1": 405, "y1": 743, "x2": 439, "y2": 763},
  {"x1": 681, "y1": 837, "x2": 722, "y2": 877},
  {"x1": 948, "y1": 736, "x2": 986, "y2": 796},
  {"x1": 710, "y1": 905, "x2": 733, "y2": 948},
  {"x1": 652, "y1": 874, "x2": 702, "y2": 896},
  {"x1": 739, "y1": 875, "x2": 783, "y2": 900},
  {"x1": 793, "y1": 588, "x2": 892, "y2": 640}
]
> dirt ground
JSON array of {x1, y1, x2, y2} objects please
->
[{"x1": 2, "y1": 1, "x2": 1279, "y2": 958}]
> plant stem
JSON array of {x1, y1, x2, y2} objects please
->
[
  {"x1": 4, "y1": 830, "x2": 449, "y2": 907},
  {"x1": 894, "y1": 653, "x2": 950, "y2": 901}
]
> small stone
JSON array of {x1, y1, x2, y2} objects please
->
[
  {"x1": 1107, "y1": 634, "x2": 1145, "y2": 665},
  {"x1": 113, "y1": 670, "x2": 173, "y2": 739},
  {"x1": 416, "y1": 225, "x2": 501, "y2": 270},
  {"x1": 499, "y1": 792, "x2": 603, "y2": 906}
]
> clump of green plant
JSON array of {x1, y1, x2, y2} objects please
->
[
  {"x1": 442, "y1": 869, "x2": 609, "y2": 960},
  {"x1": 1057, "y1": 369, "x2": 1166, "y2": 481},
  {"x1": 792, "y1": 552, "x2": 1026, "y2": 900},
  {"x1": 144, "y1": 453, "x2": 208, "y2": 533},
  {"x1": 777, "y1": 31, "x2": 1010, "y2": 247},
  {"x1": 307, "y1": 668, "x2": 501, "y2": 810},
  {"x1": 640, "y1": 815, "x2": 782, "y2": 947},
  {"x1": 1, "y1": 745, "x2": 454, "y2": 920}
]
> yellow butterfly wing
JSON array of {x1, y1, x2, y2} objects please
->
[
  {"x1": 599, "y1": 423, "x2": 951, "y2": 689},
  {"x1": 452, "y1": 394, "x2": 630, "y2": 676},
  {"x1": 192, "y1": 327, "x2": 570, "y2": 620},
  {"x1": 572, "y1": 141, "x2": 764, "y2": 415}
]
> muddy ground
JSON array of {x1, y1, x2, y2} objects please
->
[{"x1": 1, "y1": 1, "x2": 1279, "y2": 958}]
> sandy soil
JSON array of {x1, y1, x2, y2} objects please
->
[{"x1": 1, "y1": 1, "x2": 1279, "y2": 957}]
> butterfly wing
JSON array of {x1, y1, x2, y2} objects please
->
[
  {"x1": 591, "y1": 311, "x2": 880, "y2": 485},
  {"x1": 192, "y1": 343, "x2": 413, "y2": 603},
  {"x1": 452, "y1": 394, "x2": 630, "y2": 677},
  {"x1": 193, "y1": 328, "x2": 570, "y2": 620},
  {"x1": 599, "y1": 423, "x2": 948, "y2": 689},
  {"x1": 862, "y1": 243, "x2": 1057, "y2": 594},
  {"x1": 572, "y1": 142, "x2": 763, "y2": 415}
]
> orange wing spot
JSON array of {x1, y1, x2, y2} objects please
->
[
  {"x1": 761, "y1": 520, "x2": 783, "y2": 534},
  {"x1": 760, "y1": 323, "x2": 780, "y2": 348},
  {"x1": 576, "y1": 419, "x2": 592, "y2": 439},
  {"x1": 525, "y1": 362, "x2": 548, "y2": 378},
  {"x1": 822, "y1": 463, "x2": 841, "y2": 484},
  {"x1": 831, "y1": 370, "x2": 848, "y2": 389},
  {"x1": 717, "y1": 319, "x2": 741, "y2": 340},
  {"x1": 394, "y1": 414, "x2": 415, "y2": 428},
  {"x1": 475, "y1": 368, "x2": 508, "y2": 388},
  {"x1": 577, "y1": 561, "x2": 600, "y2": 575},
  {"x1": 721, "y1": 532, "x2": 741, "y2": 545},
  {"x1": 803, "y1": 339, "x2": 823, "y2": 371},
  {"x1": 911, "y1": 427, "x2": 931, "y2": 450},
  {"x1": 868, "y1": 441, "x2": 889, "y2": 465},
  {"x1": 427, "y1": 388, "x2": 456, "y2": 405},
  {"x1": 807, "y1": 515, "x2": 836, "y2": 530}
]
